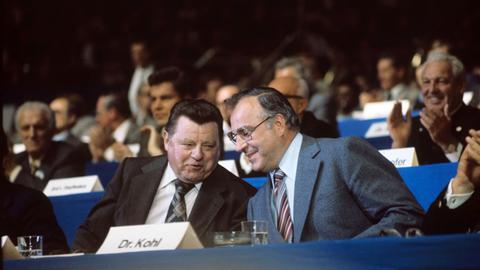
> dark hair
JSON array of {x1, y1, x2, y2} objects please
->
[
  {"x1": 378, "y1": 51, "x2": 408, "y2": 70},
  {"x1": 55, "y1": 93, "x2": 87, "y2": 117},
  {"x1": 165, "y1": 99, "x2": 224, "y2": 141},
  {"x1": 148, "y1": 67, "x2": 188, "y2": 98},
  {"x1": 102, "y1": 92, "x2": 131, "y2": 119},
  {"x1": 226, "y1": 87, "x2": 300, "y2": 130}
]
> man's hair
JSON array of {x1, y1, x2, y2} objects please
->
[
  {"x1": 55, "y1": 93, "x2": 87, "y2": 117},
  {"x1": 275, "y1": 57, "x2": 310, "y2": 79},
  {"x1": 147, "y1": 67, "x2": 188, "y2": 98},
  {"x1": 165, "y1": 99, "x2": 224, "y2": 141},
  {"x1": 422, "y1": 52, "x2": 465, "y2": 84},
  {"x1": 378, "y1": 51, "x2": 407, "y2": 70},
  {"x1": 226, "y1": 87, "x2": 300, "y2": 130},
  {"x1": 101, "y1": 92, "x2": 131, "y2": 119},
  {"x1": 15, "y1": 101, "x2": 55, "y2": 131}
]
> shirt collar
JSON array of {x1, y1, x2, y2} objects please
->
[
  {"x1": 273, "y1": 132, "x2": 303, "y2": 181},
  {"x1": 160, "y1": 162, "x2": 203, "y2": 190}
]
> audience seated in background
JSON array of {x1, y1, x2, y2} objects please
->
[
  {"x1": 227, "y1": 87, "x2": 423, "y2": 244},
  {"x1": 136, "y1": 67, "x2": 186, "y2": 157},
  {"x1": 72, "y1": 100, "x2": 256, "y2": 252},
  {"x1": 89, "y1": 92, "x2": 141, "y2": 162},
  {"x1": 12, "y1": 101, "x2": 85, "y2": 190},
  {"x1": 1, "y1": 129, "x2": 69, "y2": 254},
  {"x1": 215, "y1": 84, "x2": 240, "y2": 152},
  {"x1": 274, "y1": 57, "x2": 338, "y2": 127},
  {"x1": 50, "y1": 95, "x2": 84, "y2": 147},
  {"x1": 360, "y1": 51, "x2": 419, "y2": 107},
  {"x1": 128, "y1": 40, "x2": 154, "y2": 121},
  {"x1": 388, "y1": 52, "x2": 480, "y2": 165},
  {"x1": 332, "y1": 75, "x2": 360, "y2": 120},
  {"x1": 134, "y1": 82, "x2": 156, "y2": 127},
  {"x1": 269, "y1": 76, "x2": 339, "y2": 138},
  {"x1": 423, "y1": 129, "x2": 480, "y2": 234}
]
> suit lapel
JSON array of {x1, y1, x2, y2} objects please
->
[
  {"x1": 293, "y1": 136, "x2": 322, "y2": 243},
  {"x1": 125, "y1": 157, "x2": 167, "y2": 224},
  {"x1": 189, "y1": 167, "x2": 225, "y2": 239}
]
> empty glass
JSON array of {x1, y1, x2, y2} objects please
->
[
  {"x1": 212, "y1": 231, "x2": 251, "y2": 247},
  {"x1": 17, "y1": 235, "x2": 43, "y2": 257},
  {"x1": 241, "y1": 220, "x2": 268, "y2": 245}
]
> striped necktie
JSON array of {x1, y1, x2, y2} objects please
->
[
  {"x1": 272, "y1": 168, "x2": 293, "y2": 242},
  {"x1": 165, "y1": 179, "x2": 195, "y2": 223}
]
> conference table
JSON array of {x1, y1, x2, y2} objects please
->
[{"x1": 5, "y1": 234, "x2": 480, "y2": 269}]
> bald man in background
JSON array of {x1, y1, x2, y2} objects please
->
[{"x1": 269, "y1": 76, "x2": 339, "y2": 138}]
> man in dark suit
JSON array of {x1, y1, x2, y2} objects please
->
[
  {"x1": 13, "y1": 101, "x2": 85, "y2": 191},
  {"x1": 388, "y1": 52, "x2": 480, "y2": 165},
  {"x1": 423, "y1": 129, "x2": 480, "y2": 234},
  {"x1": 72, "y1": 100, "x2": 256, "y2": 252},
  {"x1": 1, "y1": 125, "x2": 69, "y2": 254},
  {"x1": 268, "y1": 76, "x2": 339, "y2": 138},
  {"x1": 227, "y1": 87, "x2": 423, "y2": 244}
]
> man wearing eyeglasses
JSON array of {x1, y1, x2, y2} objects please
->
[
  {"x1": 226, "y1": 87, "x2": 424, "y2": 244},
  {"x1": 268, "y1": 76, "x2": 339, "y2": 138}
]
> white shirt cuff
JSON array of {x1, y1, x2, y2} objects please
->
[
  {"x1": 104, "y1": 146, "x2": 115, "y2": 162},
  {"x1": 444, "y1": 143, "x2": 463, "y2": 162},
  {"x1": 444, "y1": 178, "x2": 474, "y2": 209}
]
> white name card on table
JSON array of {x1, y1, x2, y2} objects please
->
[
  {"x1": 363, "y1": 100, "x2": 410, "y2": 119},
  {"x1": 219, "y1": 159, "x2": 239, "y2": 177},
  {"x1": 379, "y1": 147, "x2": 419, "y2": 168},
  {"x1": 43, "y1": 175, "x2": 104, "y2": 197},
  {"x1": 96, "y1": 223, "x2": 203, "y2": 254},
  {"x1": 2, "y1": 236, "x2": 23, "y2": 260},
  {"x1": 365, "y1": 121, "x2": 389, "y2": 138}
]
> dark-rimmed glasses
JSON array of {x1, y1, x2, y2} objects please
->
[{"x1": 227, "y1": 116, "x2": 273, "y2": 144}]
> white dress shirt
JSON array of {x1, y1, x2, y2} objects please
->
[
  {"x1": 104, "y1": 120, "x2": 132, "y2": 161},
  {"x1": 145, "y1": 163, "x2": 202, "y2": 224},
  {"x1": 444, "y1": 178, "x2": 474, "y2": 209},
  {"x1": 270, "y1": 133, "x2": 303, "y2": 222},
  {"x1": 128, "y1": 65, "x2": 154, "y2": 116}
]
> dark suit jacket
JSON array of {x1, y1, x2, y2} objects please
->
[
  {"x1": 72, "y1": 155, "x2": 256, "y2": 252},
  {"x1": 0, "y1": 180, "x2": 69, "y2": 254},
  {"x1": 300, "y1": 111, "x2": 339, "y2": 138},
  {"x1": 248, "y1": 135, "x2": 424, "y2": 244},
  {"x1": 408, "y1": 104, "x2": 480, "y2": 165},
  {"x1": 423, "y1": 187, "x2": 480, "y2": 234},
  {"x1": 14, "y1": 141, "x2": 85, "y2": 191}
]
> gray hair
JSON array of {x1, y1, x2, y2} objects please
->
[
  {"x1": 422, "y1": 52, "x2": 465, "y2": 83},
  {"x1": 226, "y1": 87, "x2": 300, "y2": 130},
  {"x1": 15, "y1": 101, "x2": 55, "y2": 131},
  {"x1": 275, "y1": 57, "x2": 310, "y2": 79}
]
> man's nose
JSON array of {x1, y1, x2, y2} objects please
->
[
  {"x1": 191, "y1": 145, "x2": 204, "y2": 160},
  {"x1": 234, "y1": 137, "x2": 248, "y2": 152}
]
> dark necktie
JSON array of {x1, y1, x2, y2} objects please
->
[
  {"x1": 165, "y1": 179, "x2": 195, "y2": 223},
  {"x1": 272, "y1": 168, "x2": 293, "y2": 242}
]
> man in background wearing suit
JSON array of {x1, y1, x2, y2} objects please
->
[
  {"x1": 423, "y1": 129, "x2": 480, "y2": 234},
  {"x1": 227, "y1": 87, "x2": 423, "y2": 244},
  {"x1": 12, "y1": 101, "x2": 85, "y2": 191},
  {"x1": 73, "y1": 100, "x2": 256, "y2": 252}
]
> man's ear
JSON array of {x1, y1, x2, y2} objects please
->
[
  {"x1": 272, "y1": 114, "x2": 288, "y2": 135},
  {"x1": 163, "y1": 129, "x2": 170, "y2": 147}
]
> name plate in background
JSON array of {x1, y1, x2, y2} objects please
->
[
  {"x1": 43, "y1": 175, "x2": 104, "y2": 197},
  {"x1": 219, "y1": 159, "x2": 239, "y2": 177},
  {"x1": 2, "y1": 236, "x2": 23, "y2": 260},
  {"x1": 362, "y1": 100, "x2": 410, "y2": 119},
  {"x1": 379, "y1": 147, "x2": 419, "y2": 168},
  {"x1": 96, "y1": 222, "x2": 203, "y2": 254},
  {"x1": 365, "y1": 121, "x2": 389, "y2": 138}
]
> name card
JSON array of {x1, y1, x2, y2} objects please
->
[
  {"x1": 96, "y1": 222, "x2": 203, "y2": 254},
  {"x1": 43, "y1": 175, "x2": 104, "y2": 197},
  {"x1": 365, "y1": 121, "x2": 389, "y2": 138},
  {"x1": 219, "y1": 159, "x2": 239, "y2": 177},
  {"x1": 2, "y1": 236, "x2": 23, "y2": 260},
  {"x1": 379, "y1": 147, "x2": 419, "y2": 168},
  {"x1": 363, "y1": 100, "x2": 410, "y2": 119}
]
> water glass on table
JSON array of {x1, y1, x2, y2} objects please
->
[
  {"x1": 241, "y1": 220, "x2": 268, "y2": 245},
  {"x1": 212, "y1": 231, "x2": 251, "y2": 247},
  {"x1": 17, "y1": 235, "x2": 43, "y2": 257}
]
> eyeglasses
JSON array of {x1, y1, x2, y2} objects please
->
[{"x1": 227, "y1": 116, "x2": 273, "y2": 144}]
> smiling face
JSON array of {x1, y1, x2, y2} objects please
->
[
  {"x1": 164, "y1": 116, "x2": 220, "y2": 184},
  {"x1": 229, "y1": 96, "x2": 289, "y2": 173},
  {"x1": 421, "y1": 60, "x2": 464, "y2": 113}
]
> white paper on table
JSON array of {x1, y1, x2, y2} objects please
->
[
  {"x1": 365, "y1": 121, "x2": 389, "y2": 138},
  {"x1": 218, "y1": 159, "x2": 239, "y2": 177},
  {"x1": 43, "y1": 175, "x2": 104, "y2": 197},
  {"x1": 96, "y1": 223, "x2": 203, "y2": 255},
  {"x1": 379, "y1": 147, "x2": 419, "y2": 168},
  {"x1": 2, "y1": 236, "x2": 23, "y2": 260},
  {"x1": 362, "y1": 100, "x2": 410, "y2": 119}
]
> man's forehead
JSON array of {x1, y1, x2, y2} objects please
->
[
  {"x1": 422, "y1": 61, "x2": 452, "y2": 78},
  {"x1": 231, "y1": 97, "x2": 262, "y2": 126}
]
